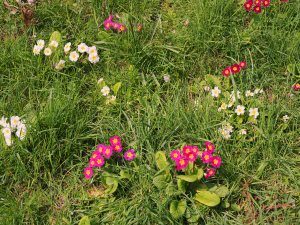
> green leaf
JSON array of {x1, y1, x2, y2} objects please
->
[
  {"x1": 221, "y1": 201, "x2": 230, "y2": 209},
  {"x1": 165, "y1": 183, "x2": 177, "y2": 196},
  {"x1": 153, "y1": 174, "x2": 171, "y2": 189},
  {"x1": 213, "y1": 186, "x2": 229, "y2": 198},
  {"x1": 78, "y1": 216, "x2": 90, "y2": 225},
  {"x1": 194, "y1": 191, "x2": 220, "y2": 207},
  {"x1": 49, "y1": 31, "x2": 62, "y2": 44},
  {"x1": 120, "y1": 170, "x2": 131, "y2": 179},
  {"x1": 177, "y1": 179, "x2": 188, "y2": 192},
  {"x1": 112, "y1": 82, "x2": 122, "y2": 95},
  {"x1": 169, "y1": 199, "x2": 187, "y2": 219},
  {"x1": 230, "y1": 203, "x2": 242, "y2": 212},
  {"x1": 177, "y1": 168, "x2": 203, "y2": 182},
  {"x1": 155, "y1": 151, "x2": 169, "y2": 171},
  {"x1": 186, "y1": 208, "x2": 201, "y2": 223},
  {"x1": 287, "y1": 64, "x2": 295, "y2": 74},
  {"x1": 105, "y1": 177, "x2": 119, "y2": 195},
  {"x1": 205, "y1": 74, "x2": 221, "y2": 88}
]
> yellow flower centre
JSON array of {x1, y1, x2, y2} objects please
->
[
  {"x1": 213, "y1": 159, "x2": 218, "y2": 165},
  {"x1": 204, "y1": 155, "x2": 209, "y2": 160},
  {"x1": 127, "y1": 152, "x2": 133, "y2": 158},
  {"x1": 113, "y1": 139, "x2": 118, "y2": 144},
  {"x1": 86, "y1": 170, "x2": 90, "y2": 175},
  {"x1": 179, "y1": 160, "x2": 185, "y2": 166}
]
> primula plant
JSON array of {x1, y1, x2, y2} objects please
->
[
  {"x1": 153, "y1": 142, "x2": 229, "y2": 221},
  {"x1": 83, "y1": 136, "x2": 137, "y2": 195},
  {"x1": 97, "y1": 78, "x2": 122, "y2": 105}
]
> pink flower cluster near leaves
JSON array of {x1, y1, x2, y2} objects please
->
[
  {"x1": 170, "y1": 141, "x2": 222, "y2": 179},
  {"x1": 83, "y1": 135, "x2": 136, "y2": 179},
  {"x1": 222, "y1": 61, "x2": 247, "y2": 77},
  {"x1": 103, "y1": 15, "x2": 127, "y2": 32}
]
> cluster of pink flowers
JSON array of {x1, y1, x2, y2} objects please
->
[
  {"x1": 83, "y1": 136, "x2": 136, "y2": 179},
  {"x1": 222, "y1": 61, "x2": 247, "y2": 77},
  {"x1": 293, "y1": 83, "x2": 300, "y2": 91},
  {"x1": 169, "y1": 141, "x2": 222, "y2": 179},
  {"x1": 103, "y1": 15, "x2": 127, "y2": 32},
  {"x1": 243, "y1": 0, "x2": 270, "y2": 13}
]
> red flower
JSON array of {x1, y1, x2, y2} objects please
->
[
  {"x1": 243, "y1": 1, "x2": 253, "y2": 12},
  {"x1": 262, "y1": 0, "x2": 270, "y2": 7},
  {"x1": 293, "y1": 83, "x2": 300, "y2": 91},
  {"x1": 254, "y1": 0, "x2": 261, "y2": 5},
  {"x1": 253, "y1": 5, "x2": 262, "y2": 14},
  {"x1": 222, "y1": 67, "x2": 231, "y2": 77},
  {"x1": 239, "y1": 61, "x2": 247, "y2": 69},
  {"x1": 230, "y1": 64, "x2": 241, "y2": 74}
]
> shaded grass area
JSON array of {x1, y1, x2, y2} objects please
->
[{"x1": 0, "y1": 0, "x2": 299, "y2": 224}]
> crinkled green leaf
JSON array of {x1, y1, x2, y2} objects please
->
[
  {"x1": 213, "y1": 186, "x2": 229, "y2": 198},
  {"x1": 177, "y1": 168, "x2": 203, "y2": 182},
  {"x1": 169, "y1": 199, "x2": 187, "y2": 219},
  {"x1": 112, "y1": 82, "x2": 122, "y2": 95},
  {"x1": 194, "y1": 191, "x2": 220, "y2": 207},
  {"x1": 153, "y1": 174, "x2": 171, "y2": 189},
  {"x1": 155, "y1": 151, "x2": 169, "y2": 171}
]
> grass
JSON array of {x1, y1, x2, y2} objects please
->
[{"x1": 0, "y1": 0, "x2": 299, "y2": 224}]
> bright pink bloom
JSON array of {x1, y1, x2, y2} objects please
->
[
  {"x1": 239, "y1": 61, "x2": 247, "y2": 69},
  {"x1": 91, "y1": 150, "x2": 101, "y2": 159},
  {"x1": 253, "y1": 5, "x2": 262, "y2": 14},
  {"x1": 210, "y1": 156, "x2": 222, "y2": 168},
  {"x1": 201, "y1": 151, "x2": 212, "y2": 164},
  {"x1": 231, "y1": 64, "x2": 241, "y2": 74},
  {"x1": 103, "y1": 19, "x2": 112, "y2": 30},
  {"x1": 187, "y1": 152, "x2": 197, "y2": 162},
  {"x1": 124, "y1": 149, "x2": 136, "y2": 161},
  {"x1": 204, "y1": 141, "x2": 215, "y2": 154},
  {"x1": 109, "y1": 136, "x2": 121, "y2": 146},
  {"x1": 84, "y1": 167, "x2": 93, "y2": 179},
  {"x1": 89, "y1": 158, "x2": 97, "y2": 167},
  {"x1": 204, "y1": 168, "x2": 216, "y2": 179},
  {"x1": 222, "y1": 67, "x2": 231, "y2": 77},
  {"x1": 243, "y1": 1, "x2": 253, "y2": 12},
  {"x1": 102, "y1": 145, "x2": 113, "y2": 159},
  {"x1": 175, "y1": 158, "x2": 189, "y2": 171},
  {"x1": 96, "y1": 144, "x2": 105, "y2": 154},
  {"x1": 254, "y1": 0, "x2": 261, "y2": 5},
  {"x1": 118, "y1": 24, "x2": 127, "y2": 32},
  {"x1": 262, "y1": 0, "x2": 270, "y2": 7},
  {"x1": 111, "y1": 22, "x2": 121, "y2": 30},
  {"x1": 182, "y1": 145, "x2": 193, "y2": 156},
  {"x1": 292, "y1": 83, "x2": 300, "y2": 91},
  {"x1": 112, "y1": 144, "x2": 123, "y2": 152},
  {"x1": 191, "y1": 146, "x2": 199, "y2": 156},
  {"x1": 170, "y1": 149, "x2": 181, "y2": 161},
  {"x1": 95, "y1": 155, "x2": 105, "y2": 167}
]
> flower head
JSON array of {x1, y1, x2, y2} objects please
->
[
  {"x1": 94, "y1": 155, "x2": 105, "y2": 167},
  {"x1": 16, "y1": 123, "x2": 26, "y2": 140},
  {"x1": 55, "y1": 60, "x2": 66, "y2": 70},
  {"x1": 170, "y1": 149, "x2": 181, "y2": 161},
  {"x1": 204, "y1": 167, "x2": 216, "y2": 179},
  {"x1": 84, "y1": 167, "x2": 93, "y2": 179},
  {"x1": 88, "y1": 46, "x2": 98, "y2": 55},
  {"x1": 231, "y1": 64, "x2": 241, "y2": 74},
  {"x1": 201, "y1": 151, "x2": 212, "y2": 164},
  {"x1": 235, "y1": 105, "x2": 245, "y2": 116},
  {"x1": 109, "y1": 136, "x2": 121, "y2": 146},
  {"x1": 282, "y1": 115, "x2": 290, "y2": 123},
  {"x1": 292, "y1": 83, "x2": 300, "y2": 91},
  {"x1": 245, "y1": 90, "x2": 254, "y2": 97},
  {"x1": 101, "y1": 86, "x2": 110, "y2": 96},
  {"x1": 175, "y1": 158, "x2": 189, "y2": 171},
  {"x1": 10, "y1": 116, "x2": 20, "y2": 129},
  {"x1": 124, "y1": 149, "x2": 136, "y2": 161},
  {"x1": 211, "y1": 86, "x2": 221, "y2": 98},
  {"x1": 103, "y1": 145, "x2": 113, "y2": 159},
  {"x1": 112, "y1": 144, "x2": 123, "y2": 153},
  {"x1": 249, "y1": 108, "x2": 259, "y2": 119},
  {"x1": 253, "y1": 5, "x2": 262, "y2": 14},
  {"x1": 64, "y1": 42, "x2": 71, "y2": 54},
  {"x1": 191, "y1": 146, "x2": 200, "y2": 156},
  {"x1": 69, "y1": 51, "x2": 79, "y2": 62},
  {"x1": 89, "y1": 158, "x2": 97, "y2": 167},
  {"x1": 49, "y1": 40, "x2": 58, "y2": 48},
  {"x1": 262, "y1": 0, "x2": 270, "y2": 7},
  {"x1": 96, "y1": 144, "x2": 105, "y2": 154},
  {"x1": 33, "y1": 45, "x2": 41, "y2": 55},
  {"x1": 78, "y1": 43, "x2": 89, "y2": 53},
  {"x1": 163, "y1": 75, "x2": 170, "y2": 83},
  {"x1": 118, "y1": 24, "x2": 127, "y2": 32},
  {"x1": 244, "y1": 1, "x2": 253, "y2": 12},
  {"x1": 222, "y1": 67, "x2": 231, "y2": 77},
  {"x1": 210, "y1": 156, "x2": 222, "y2": 168},
  {"x1": 37, "y1": 39, "x2": 45, "y2": 49},
  {"x1": 0, "y1": 116, "x2": 8, "y2": 127},
  {"x1": 239, "y1": 129, "x2": 247, "y2": 135},
  {"x1": 204, "y1": 141, "x2": 215, "y2": 154},
  {"x1": 187, "y1": 152, "x2": 197, "y2": 162},
  {"x1": 239, "y1": 61, "x2": 247, "y2": 69},
  {"x1": 88, "y1": 54, "x2": 100, "y2": 64},
  {"x1": 91, "y1": 150, "x2": 101, "y2": 159},
  {"x1": 182, "y1": 145, "x2": 193, "y2": 156},
  {"x1": 44, "y1": 47, "x2": 52, "y2": 56}
]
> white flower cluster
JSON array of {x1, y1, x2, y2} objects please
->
[
  {"x1": 218, "y1": 123, "x2": 234, "y2": 139},
  {"x1": 66, "y1": 42, "x2": 100, "y2": 64},
  {"x1": 33, "y1": 39, "x2": 100, "y2": 71},
  {"x1": 0, "y1": 116, "x2": 26, "y2": 147},
  {"x1": 98, "y1": 78, "x2": 116, "y2": 104}
]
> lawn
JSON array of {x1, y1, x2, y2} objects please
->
[{"x1": 0, "y1": 0, "x2": 299, "y2": 224}]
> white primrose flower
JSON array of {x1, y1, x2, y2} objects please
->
[
  {"x1": 88, "y1": 54, "x2": 100, "y2": 64},
  {"x1": 16, "y1": 123, "x2": 27, "y2": 141},
  {"x1": 10, "y1": 116, "x2": 21, "y2": 129},
  {"x1": 69, "y1": 51, "x2": 79, "y2": 62},
  {"x1": 282, "y1": 115, "x2": 290, "y2": 123},
  {"x1": 49, "y1": 40, "x2": 59, "y2": 48},
  {"x1": 245, "y1": 90, "x2": 254, "y2": 97},
  {"x1": 2, "y1": 127, "x2": 12, "y2": 138},
  {"x1": 36, "y1": 39, "x2": 45, "y2": 49},
  {"x1": 44, "y1": 47, "x2": 52, "y2": 56},
  {"x1": 64, "y1": 42, "x2": 71, "y2": 54},
  {"x1": 101, "y1": 86, "x2": 110, "y2": 96},
  {"x1": 218, "y1": 103, "x2": 227, "y2": 112},
  {"x1": 33, "y1": 45, "x2": 42, "y2": 55},
  {"x1": 4, "y1": 136, "x2": 12, "y2": 146},
  {"x1": 235, "y1": 105, "x2": 245, "y2": 116},
  {"x1": 106, "y1": 95, "x2": 117, "y2": 104},
  {"x1": 88, "y1": 46, "x2": 98, "y2": 55},
  {"x1": 97, "y1": 78, "x2": 104, "y2": 84},
  {"x1": 163, "y1": 75, "x2": 170, "y2": 83},
  {"x1": 211, "y1": 86, "x2": 221, "y2": 98},
  {"x1": 249, "y1": 108, "x2": 259, "y2": 119},
  {"x1": 239, "y1": 129, "x2": 247, "y2": 135},
  {"x1": 0, "y1": 116, "x2": 9, "y2": 127},
  {"x1": 203, "y1": 86, "x2": 210, "y2": 92},
  {"x1": 78, "y1": 43, "x2": 89, "y2": 53},
  {"x1": 55, "y1": 60, "x2": 66, "y2": 70}
]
